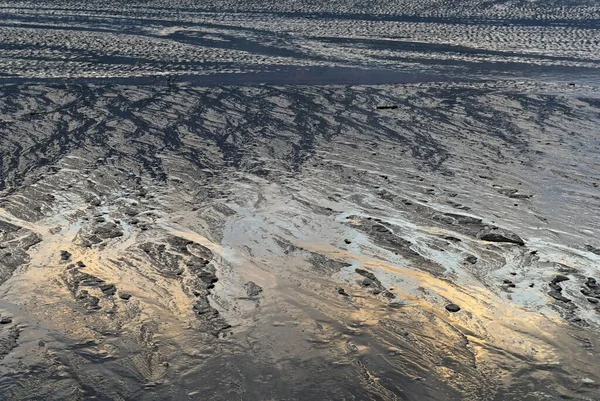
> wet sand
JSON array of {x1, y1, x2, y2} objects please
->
[{"x1": 1, "y1": 1, "x2": 600, "y2": 400}]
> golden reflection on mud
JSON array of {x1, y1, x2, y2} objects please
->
[{"x1": 293, "y1": 238, "x2": 582, "y2": 377}]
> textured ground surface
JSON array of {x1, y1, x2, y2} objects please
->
[{"x1": 0, "y1": 1, "x2": 599, "y2": 400}]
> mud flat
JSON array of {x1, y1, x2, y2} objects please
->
[{"x1": 1, "y1": 1, "x2": 600, "y2": 400}]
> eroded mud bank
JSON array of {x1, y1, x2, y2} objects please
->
[{"x1": 0, "y1": 81, "x2": 599, "y2": 400}]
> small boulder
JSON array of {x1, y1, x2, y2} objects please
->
[
  {"x1": 244, "y1": 281, "x2": 263, "y2": 298},
  {"x1": 355, "y1": 268, "x2": 378, "y2": 282},
  {"x1": 60, "y1": 250, "x2": 72, "y2": 261},
  {"x1": 552, "y1": 275, "x2": 569, "y2": 284},
  {"x1": 361, "y1": 278, "x2": 374, "y2": 287},
  {"x1": 445, "y1": 303, "x2": 461, "y2": 312},
  {"x1": 465, "y1": 255, "x2": 478, "y2": 264},
  {"x1": 503, "y1": 279, "x2": 516, "y2": 288},
  {"x1": 478, "y1": 227, "x2": 525, "y2": 246},
  {"x1": 337, "y1": 287, "x2": 349, "y2": 296},
  {"x1": 100, "y1": 284, "x2": 116, "y2": 296},
  {"x1": 585, "y1": 245, "x2": 600, "y2": 255},
  {"x1": 509, "y1": 193, "x2": 532, "y2": 199},
  {"x1": 548, "y1": 290, "x2": 571, "y2": 303}
]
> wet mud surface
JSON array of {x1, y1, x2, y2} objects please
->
[{"x1": 0, "y1": 1, "x2": 600, "y2": 400}]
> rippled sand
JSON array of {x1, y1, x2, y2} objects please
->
[{"x1": 0, "y1": 1, "x2": 599, "y2": 400}]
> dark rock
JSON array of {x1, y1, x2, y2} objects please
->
[
  {"x1": 81, "y1": 235, "x2": 103, "y2": 247},
  {"x1": 99, "y1": 284, "x2": 116, "y2": 296},
  {"x1": 581, "y1": 277, "x2": 600, "y2": 300},
  {"x1": 445, "y1": 303, "x2": 461, "y2": 312},
  {"x1": 76, "y1": 261, "x2": 86, "y2": 268},
  {"x1": 584, "y1": 245, "x2": 600, "y2": 255},
  {"x1": 508, "y1": 193, "x2": 532, "y2": 199},
  {"x1": 549, "y1": 282, "x2": 563, "y2": 292},
  {"x1": 86, "y1": 296, "x2": 100, "y2": 309},
  {"x1": 337, "y1": 287, "x2": 349, "y2": 296},
  {"x1": 465, "y1": 255, "x2": 478, "y2": 264},
  {"x1": 377, "y1": 105, "x2": 399, "y2": 110},
  {"x1": 80, "y1": 276, "x2": 105, "y2": 287},
  {"x1": 93, "y1": 223, "x2": 124, "y2": 239},
  {"x1": 552, "y1": 275, "x2": 570, "y2": 284},
  {"x1": 587, "y1": 298, "x2": 599, "y2": 304},
  {"x1": 344, "y1": 239, "x2": 352, "y2": 244},
  {"x1": 198, "y1": 269, "x2": 218, "y2": 286},
  {"x1": 0, "y1": 317, "x2": 12, "y2": 324},
  {"x1": 382, "y1": 290, "x2": 396, "y2": 299},
  {"x1": 192, "y1": 298, "x2": 219, "y2": 317},
  {"x1": 244, "y1": 281, "x2": 263, "y2": 298},
  {"x1": 60, "y1": 250, "x2": 72, "y2": 261},
  {"x1": 477, "y1": 227, "x2": 525, "y2": 246},
  {"x1": 124, "y1": 207, "x2": 139, "y2": 217},
  {"x1": 355, "y1": 268, "x2": 378, "y2": 282},
  {"x1": 548, "y1": 290, "x2": 571, "y2": 303},
  {"x1": 118, "y1": 292, "x2": 132, "y2": 300},
  {"x1": 361, "y1": 278, "x2": 375, "y2": 287},
  {"x1": 444, "y1": 236, "x2": 461, "y2": 242},
  {"x1": 168, "y1": 236, "x2": 193, "y2": 254}
]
